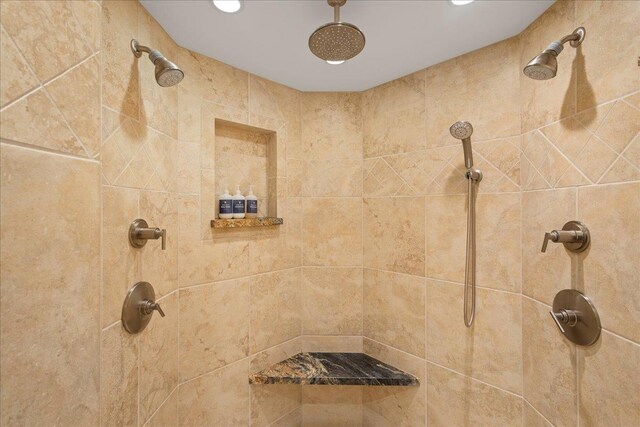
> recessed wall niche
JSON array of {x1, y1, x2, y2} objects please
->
[{"x1": 211, "y1": 119, "x2": 280, "y2": 229}]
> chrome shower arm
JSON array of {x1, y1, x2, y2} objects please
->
[{"x1": 131, "y1": 39, "x2": 151, "y2": 58}]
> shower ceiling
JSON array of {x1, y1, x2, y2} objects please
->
[{"x1": 140, "y1": 0, "x2": 554, "y2": 92}]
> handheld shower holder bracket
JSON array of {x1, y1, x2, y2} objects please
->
[{"x1": 465, "y1": 169, "x2": 482, "y2": 182}]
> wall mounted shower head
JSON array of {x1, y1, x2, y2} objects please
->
[
  {"x1": 450, "y1": 121, "x2": 474, "y2": 169},
  {"x1": 131, "y1": 39, "x2": 184, "y2": 87},
  {"x1": 523, "y1": 27, "x2": 585, "y2": 80},
  {"x1": 309, "y1": 0, "x2": 365, "y2": 63}
]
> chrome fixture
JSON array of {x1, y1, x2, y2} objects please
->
[
  {"x1": 309, "y1": 0, "x2": 365, "y2": 63},
  {"x1": 523, "y1": 27, "x2": 585, "y2": 80},
  {"x1": 131, "y1": 39, "x2": 184, "y2": 87},
  {"x1": 122, "y1": 281, "x2": 165, "y2": 334},
  {"x1": 541, "y1": 221, "x2": 590, "y2": 253},
  {"x1": 550, "y1": 289, "x2": 601, "y2": 346},
  {"x1": 449, "y1": 121, "x2": 482, "y2": 327},
  {"x1": 129, "y1": 218, "x2": 166, "y2": 250}
]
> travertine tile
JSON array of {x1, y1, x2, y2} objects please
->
[
  {"x1": 302, "y1": 386, "x2": 363, "y2": 427},
  {"x1": 270, "y1": 408, "x2": 302, "y2": 427},
  {"x1": 179, "y1": 280, "x2": 250, "y2": 381},
  {"x1": 177, "y1": 141, "x2": 200, "y2": 193},
  {"x1": 302, "y1": 159, "x2": 362, "y2": 197},
  {"x1": 622, "y1": 134, "x2": 640, "y2": 169},
  {"x1": 363, "y1": 269, "x2": 425, "y2": 358},
  {"x1": 0, "y1": 144, "x2": 100, "y2": 425},
  {"x1": 523, "y1": 297, "x2": 576, "y2": 427},
  {"x1": 579, "y1": 331, "x2": 640, "y2": 426},
  {"x1": 140, "y1": 292, "x2": 179, "y2": 424},
  {"x1": 249, "y1": 75, "x2": 300, "y2": 125},
  {"x1": 0, "y1": 0, "x2": 93, "y2": 82},
  {"x1": 302, "y1": 198, "x2": 362, "y2": 267},
  {"x1": 361, "y1": 71, "x2": 425, "y2": 116},
  {"x1": 102, "y1": 185, "x2": 141, "y2": 327},
  {"x1": 46, "y1": 56, "x2": 101, "y2": 157},
  {"x1": 522, "y1": 188, "x2": 576, "y2": 305},
  {"x1": 522, "y1": 130, "x2": 574, "y2": 187},
  {"x1": 0, "y1": 24, "x2": 38, "y2": 107},
  {"x1": 101, "y1": 0, "x2": 140, "y2": 118},
  {"x1": 178, "y1": 359, "x2": 251, "y2": 426},
  {"x1": 520, "y1": 0, "x2": 577, "y2": 131},
  {"x1": 363, "y1": 158, "x2": 406, "y2": 197},
  {"x1": 177, "y1": 87, "x2": 201, "y2": 142},
  {"x1": 427, "y1": 193, "x2": 521, "y2": 291},
  {"x1": 576, "y1": 0, "x2": 640, "y2": 111},
  {"x1": 427, "y1": 37, "x2": 520, "y2": 147},
  {"x1": 301, "y1": 336, "x2": 363, "y2": 353},
  {"x1": 101, "y1": 322, "x2": 138, "y2": 427},
  {"x1": 523, "y1": 401, "x2": 554, "y2": 427},
  {"x1": 363, "y1": 197, "x2": 425, "y2": 276},
  {"x1": 363, "y1": 338, "x2": 425, "y2": 426},
  {"x1": 578, "y1": 182, "x2": 640, "y2": 342},
  {"x1": 140, "y1": 191, "x2": 178, "y2": 299},
  {"x1": 573, "y1": 135, "x2": 618, "y2": 183},
  {"x1": 68, "y1": 0, "x2": 101, "y2": 53},
  {"x1": 594, "y1": 100, "x2": 640, "y2": 154},
  {"x1": 145, "y1": 388, "x2": 178, "y2": 427},
  {"x1": 363, "y1": 105, "x2": 426, "y2": 158},
  {"x1": 301, "y1": 92, "x2": 362, "y2": 160},
  {"x1": 426, "y1": 280, "x2": 522, "y2": 394},
  {"x1": 427, "y1": 362, "x2": 523, "y2": 427},
  {"x1": 250, "y1": 339, "x2": 302, "y2": 427},
  {"x1": 250, "y1": 269, "x2": 301, "y2": 353},
  {"x1": 302, "y1": 267, "x2": 363, "y2": 336},
  {"x1": 0, "y1": 89, "x2": 85, "y2": 155}
]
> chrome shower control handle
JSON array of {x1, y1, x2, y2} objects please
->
[
  {"x1": 541, "y1": 221, "x2": 590, "y2": 253},
  {"x1": 549, "y1": 309, "x2": 578, "y2": 333}
]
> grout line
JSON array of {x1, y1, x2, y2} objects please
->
[
  {"x1": 141, "y1": 385, "x2": 179, "y2": 427},
  {"x1": 523, "y1": 397, "x2": 556, "y2": 426},
  {"x1": 266, "y1": 406, "x2": 299, "y2": 427},
  {"x1": 0, "y1": 139, "x2": 100, "y2": 162}
]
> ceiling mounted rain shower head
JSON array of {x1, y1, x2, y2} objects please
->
[
  {"x1": 523, "y1": 27, "x2": 585, "y2": 80},
  {"x1": 309, "y1": 0, "x2": 365, "y2": 63},
  {"x1": 131, "y1": 39, "x2": 184, "y2": 87}
]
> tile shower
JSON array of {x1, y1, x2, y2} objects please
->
[{"x1": 0, "y1": 1, "x2": 638, "y2": 426}]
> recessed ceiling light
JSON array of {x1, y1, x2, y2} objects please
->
[
  {"x1": 326, "y1": 60, "x2": 345, "y2": 65},
  {"x1": 213, "y1": 0, "x2": 243, "y2": 14},
  {"x1": 451, "y1": 0, "x2": 474, "y2": 5}
]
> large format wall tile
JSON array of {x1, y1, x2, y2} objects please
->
[
  {"x1": 302, "y1": 267, "x2": 363, "y2": 336},
  {"x1": 178, "y1": 359, "x2": 251, "y2": 426},
  {"x1": 363, "y1": 269, "x2": 425, "y2": 358},
  {"x1": 303, "y1": 386, "x2": 363, "y2": 427},
  {"x1": 0, "y1": 0, "x2": 95, "y2": 82},
  {"x1": 579, "y1": 331, "x2": 640, "y2": 426},
  {"x1": 250, "y1": 269, "x2": 301, "y2": 353},
  {"x1": 363, "y1": 338, "x2": 425, "y2": 426},
  {"x1": 522, "y1": 188, "x2": 577, "y2": 305},
  {"x1": 0, "y1": 144, "x2": 100, "y2": 425},
  {"x1": 146, "y1": 389, "x2": 178, "y2": 427},
  {"x1": 426, "y1": 280, "x2": 522, "y2": 394},
  {"x1": 578, "y1": 182, "x2": 640, "y2": 342},
  {"x1": 576, "y1": 0, "x2": 640, "y2": 111},
  {"x1": 0, "y1": 24, "x2": 38, "y2": 107},
  {"x1": 101, "y1": 322, "x2": 139, "y2": 427},
  {"x1": 523, "y1": 297, "x2": 576, "y2": 427},
  {"x1": 302, "y1": 159, "x2": 363, "y2": 197},
  {"x1": 427, "y1": 37, "x2": 520, "y2": 148},
  {"x1": 301, "y1": 92, "x2": 362, "y2": 160},
  {"x1": 363, "y1": 197, "x2": 425, "y2": 276},
  {"x1": 179, "y1": 280, "x2": 250, "y2": 381},
  {"x1": 140, "y1": 292, "x2": 179, "y2": 425},
  {"x1": 427, "y1": 362, "x2": 523, "y2": 427},
  {"x1": 302, "y1": 197, "x2": 362, "y2": 267}
]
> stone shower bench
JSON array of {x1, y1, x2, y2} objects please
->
[{"x1": 249, "y1": 352, "x2": 419, "y2": 386}]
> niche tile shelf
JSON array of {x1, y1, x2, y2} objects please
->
[
  {"x1": 211, "y1": 217, "x2": 283, "y2": 228},
  {"x1": 212, "y1": 119, "x2": 280, "y2": 231},
  {"x1": 249, "y1": 352, "x2": 419, "y2": 386}
]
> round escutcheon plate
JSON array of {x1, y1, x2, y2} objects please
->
[
  {"x1": 552, "y1": 289, "x2": 601, "y2": 346},
  {"x1": 122, "y1": 281, "x2": 155, "y2": 334}
]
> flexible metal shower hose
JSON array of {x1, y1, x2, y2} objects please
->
[{"x1": 464, "y1": 177, "x2": 478, "y2": 327}]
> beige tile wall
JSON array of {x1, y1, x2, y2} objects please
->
[
  {"x1": 1, "y1": 1, "x2": 638, "y2": 426},
  {"x1": 1, "y1": 0, "x2": 305, "y2": 425}
]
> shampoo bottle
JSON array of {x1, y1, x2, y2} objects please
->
[
  {"x1": 232, "y1": 185, "x2": 246, "y2": 219},
  {"x1": 246, "y1": 185, "x2": 258, "y2": 218},
  {"x1": 218, "y1": 185, "x2": 233, "y2": 219}
]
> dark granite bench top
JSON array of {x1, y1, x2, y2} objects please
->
[{"x1": 249, "y1": 352, "x2": 419, "y2": 386}]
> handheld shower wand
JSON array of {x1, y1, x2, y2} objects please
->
[{"x1": 450, "y1": 121, "x2": 482, "y2": 327}]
